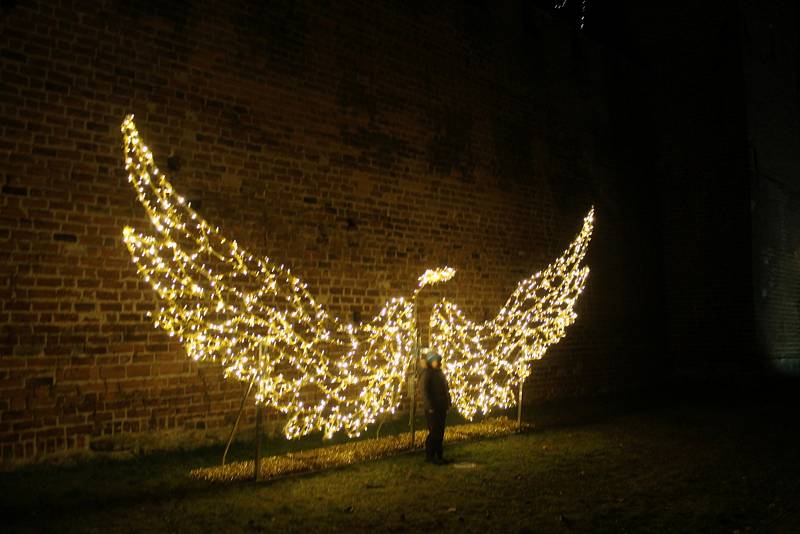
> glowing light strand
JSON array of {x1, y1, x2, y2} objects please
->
[
  {"x1": 119, "y1": 115, "x2": 594, "y2": 439},
  {"x1": 430, "y1": 209, "x2": 594, "y2": 420},
  {"x1": 416, "y1": 267, "x2": 456, "y2": 294},
  {"x1": 554, "y1": 0, "x2": 588, "y2": 29},
  {"x1": 120, "y1": 115, "x2": 415, "y2": 439}
]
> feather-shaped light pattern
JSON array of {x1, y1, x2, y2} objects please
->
[
  {"x1": 119, "y1": 115, "x2": 594, "y2": 440},
  {"x1": 430, "y1": 209, "x2": 594, "y2": 420},
  {"x1": 119, "y1": 115, "x2": 416, "y2": 439},
  {"x1": 416, "y1": 267, "x2": 456, "y2": 294}
]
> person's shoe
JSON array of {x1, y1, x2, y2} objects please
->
[
  {"x1": 437, "y1": 457, "x2": 452, "y2": 465},
  {"x1": 425, "y1": 456, "x2": 437, "y2": 464}
]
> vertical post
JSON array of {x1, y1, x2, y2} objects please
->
[
  {"x1": 222, "y1": 378, "x2": 255, "y2": 466},
  {"x1": 517, "y1": 378, "x2": 525, "y2": 432},
  {"x1": 254, "y1": 344, "x2": 264, "y2": 481},
  {"x1": 409, "y1": 296, "x2": 418, "y2": 449},
  {"x1": 254, "y1": 404, "x2": 262, "y2": 481}
]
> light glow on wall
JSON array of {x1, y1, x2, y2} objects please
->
[
  {"x1": 121, "y1": 115, "x2": 415, "y2": 439},
  {"x1": 430, "y1": 209, "x2": 594, "y2": 419},
  {"x1": 120, "y1": 115, "x2": 593, "y2": 439}
]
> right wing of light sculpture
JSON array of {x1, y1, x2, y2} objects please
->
[
  {"x1": 430, "y1": 209, "x2": 594, "y2": 419},
  {"x1": 120, "y1": 115, "x2": 415, "y2": 439}
]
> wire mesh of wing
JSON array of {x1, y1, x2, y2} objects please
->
[
  {"x1": 430, "y1": 209, "x2": 594, "y2": 420},
  {"x1": 120, "y1": 116, "x2": 415, "y2": 439}
]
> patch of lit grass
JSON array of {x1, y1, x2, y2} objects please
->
[{"x1": 191, "y1": 416, "x2": 527, "y2": 482}]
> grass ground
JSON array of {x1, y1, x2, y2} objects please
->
[{"x1": 2, "y1": 386, "x2": 799, "y2": 533}]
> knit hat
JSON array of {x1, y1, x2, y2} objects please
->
[{"x1": 425, "y1": 351, "x2": 442, "y2": 364}]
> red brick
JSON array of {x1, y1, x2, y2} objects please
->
[
  {"x1": 0, "y1": 0, "x2": 653, "y2": 466},
  {"x1": 126, "y1": 365, "x2": 151, "y2": 378}
]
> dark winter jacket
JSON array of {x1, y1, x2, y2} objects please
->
[{"x1": 420, "y1": 367, "x2": 451, "y2": 413}]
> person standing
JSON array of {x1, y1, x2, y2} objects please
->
[{"x1": 420, "y1": 350, "x2": 451, "y2": 464}]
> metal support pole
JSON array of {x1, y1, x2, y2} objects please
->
[
  {"x1": 222, "y1": 378, "x2": 255, "y2": 466},
  {"x1": 253, "y1": 344, "x2": 264, "y2": 481},
  {"x1": 254, "y1": 404, "x2": 262, "y2": 481},
  {"x1": 410, "y1": 296, "x2": 419, "y2": 449},
  {"x1": 376, "y1": 418, "x2": 386, "y2": 439},
  {"x1": 517, "y1": 378, "x2": 525, "y2": 432}
]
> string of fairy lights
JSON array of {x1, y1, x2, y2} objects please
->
[
  {"x1": 430, "y1": 210, "x2": 594, "y2": 419},
  {"x1": 554, "y1": 0, "x2": 589, "y2": 29},
  {"x1": 121, "y1": 115, "x2": 418, "y2": 439},
  {"x1": 416, "y1": 267, "x2": 456, "y2": 294},
  {"x1": 120, "y1": 115, "x2": 594, "y2": 439}
]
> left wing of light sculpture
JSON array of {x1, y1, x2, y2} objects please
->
[
  {"x1": 119, "y1": 115, "x2": 415, "y2": 439},
  {"x1": 430, "y1": 208, "x2": 594, "y2": 419}
]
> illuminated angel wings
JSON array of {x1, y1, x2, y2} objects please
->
[
  {"x1": 430, "y1": 209, "x2": 594, "y2": 419},
  {"x1": 120, "y1": 115, "x2": 593, "y2": 439},
  {"x1": 120, "y1": 116, "x2": 415, "y2": 439}
]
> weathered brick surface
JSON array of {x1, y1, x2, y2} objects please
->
[
  {"x1": 741, "y1": 0, "x2": 800, "y2": 375},
  {"x1": 607, "y1": 1, "x2": 759, "y2": 379},
  {"x1": 0, "y1": 0, "x2": 658, "y2": 464}
]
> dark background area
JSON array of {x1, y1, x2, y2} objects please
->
[{"x1": 0, "y1": 0, "x2": 798, "y2": 465}]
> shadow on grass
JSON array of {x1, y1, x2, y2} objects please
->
[
  {"x1": 5, "y1": 378, "x2": 798, "y2": 528},
  {"x1": 0, "y1": 411, "x2": 514, "y2": 525}
]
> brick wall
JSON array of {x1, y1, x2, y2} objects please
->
[
  {"x1": 0, "y1": 0, "x2": 658, "y2": 464},
  {"x1": 742, "y1": 0, "x2": 800, "y2": 375},
  {"x1": 614, "y1": 1, "x2": 758, "y2": 378}
]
